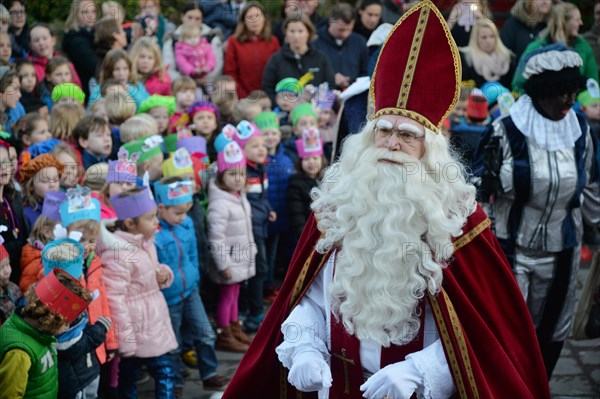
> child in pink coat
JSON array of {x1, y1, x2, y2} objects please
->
[
  {"x1": 174, "y1": 24, "x2": 216, "y2": 80},
  {"x1": 97, "y1": 186, "x2": 179, "y2": 398}
]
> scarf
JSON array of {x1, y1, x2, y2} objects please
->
[{"x1": 469, "y1": 49, "x2": 510, "y2": 82}]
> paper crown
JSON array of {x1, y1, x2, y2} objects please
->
[
  {"x1": 291, "y1": 103, "x2": 318, "y2": 126},
  {"x1": 218, "y1": 141, "x2": 246, "y2": 172},
  {"x1": 578, "y1": 79, "x2": 600, "y2": 107},
  {"x1": 177, "y1": 136, "x2": 207, "y2": 158},
  {"x1": 295, "y1": 128, "x2": 323, "y2": 158},
  {"x1": 275, "y1": 77, "x2": 301, "y2": 94},
  {"x1": 497, "y1": 93, "x2": 515, "y2": 116},
  {"x1": 467, "y1": 93, "x2": 488, "y2": 120},
  {"x1": 107, "y1": 148, "x2": 138, "y2": 184},
  {"x1": 162, "y1": 148, "x2": 194, "y2": 178},
  {"x1": 168, "y1": 112, "x2": 190, "y2": 134},
  {"x1": 214, "y1": 124, "x2": 238, "y2": 153},
  {"x1": 163, "y1": 129, "x2": 193, "y2": 153},
  {"x1": 59, "y1": 186, "x2": 101, "y2": 227},
  {"x1": 0, "y1": 225, "x2": 8, "y2": 261},
  {"x1": 35, "y1": 268, "x2": 91, "y2": 323},
  {"x1": 233, "y1": 120, "x2": 262, "y2": 148},
  {"x1": 121, "y1": 135, "x2": 163, "y2": 164},
  {"x1": 110, "y1": 186, "x2": 157, "y2": 220},
  {"x1": 42, "y1": 237, "x2": 85, "y2": 279},
  {"x1": 369, "y1": 0, "x2": 460, "y2": 132},
  {"x1": 313, "y1": 83, "x2": 337, "y2": 110},
  {"x1": 51, "y1": 83, "x2": 86, "y2": 105},
  {"x1": 187, "y1": 101, "x2": 220, "y2": 120},
  {"x1": 138, "y1": 95, "x2": 176, "y2": 115},
  {"x1": 154, "y1": 179, "x2": 193, "y2": 206},
  {"x1": 41, "y1": 190, "x2": 68, "y2": 221},
  {"x1": 254, "y1": 112, "x2": 280, "y2": 131}
]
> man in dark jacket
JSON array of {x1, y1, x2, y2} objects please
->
[{"x1": 312, "y1": 3, "x2": 369, "y2": 90}]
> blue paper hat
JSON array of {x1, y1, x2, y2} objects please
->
[
  {"x1": 153, "y1": 180, "x2": 193, "y2": 206},
  {"x1": 214, "y1": 124, "x2": 238, "y2": 153},
  {"x1": 481, "y1": 82, "x2": 510, "y2": 106},
  {"x1": 41, "y1": 191, "x2": 67, "y2": 221},
  {"x1": 59, "y1": 186, "x2": 101, "y2": 227},
  {"x1": 42, "y1": 238, "x2": 85, "y2": 278}
]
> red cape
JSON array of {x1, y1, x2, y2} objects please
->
[{"x1": 223, "y1": 205, "x2": 551, "y2": 399}]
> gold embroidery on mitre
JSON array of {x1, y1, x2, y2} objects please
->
[
  {"x1": 396, "y1": 6, "x2": 430, "y2": 109},
  {"x1": 371, "y1": 108, "x2": 438, "y2": 133}
]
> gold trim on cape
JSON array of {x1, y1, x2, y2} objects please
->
[{"x1": 453, "y1": 218, "x2": 491, "y2": 252}]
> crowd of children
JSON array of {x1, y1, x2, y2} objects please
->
[{"x1": 0, "y1": 0, "x2": 599, "y2": 397}]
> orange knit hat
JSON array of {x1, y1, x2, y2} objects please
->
[{"x1": 19, "y1": 154, "x2": 65, "y2": 184}]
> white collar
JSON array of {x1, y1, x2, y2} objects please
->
[{"x1": 509, "y1": 94, "x2": 581, "y2": 151}]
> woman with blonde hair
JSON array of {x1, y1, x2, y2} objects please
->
[
  {"x1": 62, "y1": 0, "x2": 100, "y2": 99},
  {"x1": 513, "y1": 2, "x2": 599, "y2": 94},
  {"x1": 460, "y1": 18, "x2": 515, "y2": 88}
]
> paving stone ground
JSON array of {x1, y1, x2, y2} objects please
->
[{"x1": 138, "y1": 252, "x2": 600, "y2": 399}]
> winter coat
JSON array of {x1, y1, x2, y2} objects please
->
[
  {"x1": 0, "y1": 308, "x2": 58, "y2": 399},
  {"x1": 55, "y1": 314, "x2": 109, "y2": 399},
  {"x1": 582, "y1": 24, "x2": 600, "y2": 71},
  {"x1": 513, "y1": 36, "x2": 599, "y2": 95},
  {"x1": 287, "y1": 171, "x2": 318, "y2": 240},
  {"x1": 246, "y1": 161, "x2": 273, "y2": 240},
  {"x1": 9, "y1": 24, "x2": 30, "y2": 57},
  {"x1": 224, "y1": 35, "x2": 280, "y2": 99},
  {"x1": 143, "y1": 69, "x2": 172, "y2": 96},
  {"x1": 0, "y1": 190, "x2": 28, "y2": 282},
  {"x1": 499, "y1": 0, "x2": 548, "y2": 59},
  {"x1": 62, "y1": 27, "x2": 100, "y2": 99},
  {"x1": 174, "y1": 38, "x2": 216, "y2": 78},
  {"x1": 28, "y1": 52, "x2": 83, "y2": 89},
  {"x1": 163, "y1": 24, "x2": 225, "y2": 82},
  {"x1": 261, "y1": 44, "x2": 335, "y2": 103},
  {"x1": 23, "y1": 206, "x2": 41, "y2": 233},
  {"x1": 155, "y1": 217, "x2": 201, "y2": 306},
  {"x1": 81, "y1": 253, "x2": 118, "y2": 364},
  {"x1": 19, "y1": 242, "x2": 43, "y2": 293},
  {"x1": 189, "y1": 192, "x2": 210, "y2": 275},
  {"x1": 312, "y1": 26, "x2": 369, "y2": 87},
  {"x1": 91, "y1": 192, "x2": 117, "y2": 220},
  {"x1": 97, "y1": 223, "x2": 178, "y2": 358},
  {"x1": 4, "y1": 101, "x2": 26, "y2": 135},
  {"x1": 206, "y1": 179, "x2": 256, "y2": 285},
  {"x1": 267, "y1": 144, "x2": 294, "y2": 235}
]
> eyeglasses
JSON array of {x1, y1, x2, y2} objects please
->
[
  {"x1": 375, "y1": 127, "x2": 424, "y2": 145},
  {"x1": 9, "y1": 10, "x2": 25, "y2": 16}
]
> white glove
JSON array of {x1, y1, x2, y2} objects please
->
[
  {"x1": 287, "y1": 349, "x2": 333, "y2": 392},
  {"x1": 360, "y1": 357, "x2": 423, "y2": 399}
]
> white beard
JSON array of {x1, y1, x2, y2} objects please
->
[{"x1": 311, "y1": 128, "x2": 476, "y2": 347}]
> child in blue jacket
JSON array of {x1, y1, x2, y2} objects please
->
[{"x1": 154, "y1": 177, "x2": 229, "y2": 392}]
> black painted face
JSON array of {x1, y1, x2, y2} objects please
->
[{"x1": 537, "y1": 91, "x2": 578, "y2": 121}]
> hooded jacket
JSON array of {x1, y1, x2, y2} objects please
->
[{"x1": 97, "y1": 222, "x2": 178, "y2": 358}]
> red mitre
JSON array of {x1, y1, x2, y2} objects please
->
[{"x1": 370, "y1": 0, "x2": 461, "y2": 132}]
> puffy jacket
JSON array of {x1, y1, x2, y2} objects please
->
[
  {"x1": 81, "y1": 253, "x2": 118, "y2": 364},
  {"x1": 55, "y1": 314, "x2": 109, "y2": 399},
  {"x1": 155, "y1": 217, "x2": 200, "y2": 306},
  {"x1": 312, "y1": 26, "x2": 369, "y2": 87},
  {"x1": 224, "y1": 35, "x2": 280, "y2": 99},
  {"x1": 207, "y1": 179, "x2": 256, "y2": 285},
  {"x1": 19, "y1": 242, "x2": 44, "y2": 293},
  {"x1": 28, "y1": 52, "x2": 83, "y2": 89},
  {"x1": 143, "y1": 69, "x2": 172, "y2": 96},
  {"x1": 267, "y1": 144, "x2": 294, "y2": 234},
  {"x1": 246, "y1": 161, "x2": 272, "y2": 239},
  {"x1": 261, "y1": 44, "x2": 335, "y2": 103},
  {"x1": 97, "y1": 222, "x2": 178, "y2": 358},
  {"x1": 287, "y1": 171, "x2": 318, "y2": 240},
  {"x1": 174, "y1": 39, "x2": 216, "y2": 77}
]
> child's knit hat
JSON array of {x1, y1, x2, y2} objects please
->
[
  {"x1": 107, "y1": 148, "x2": 138, "y2": 184},
  {"x1": 295, "y1": 127, "x2": 323, "y2": 158},
  {"x1": 138, "y1": 95, "x2": 176, "y2": 115},
  {"x1": 162, "y1": 148, "x2": 194, "y2": 178},
  {"x1": 154, "y1": 179, "x2": 193, "y2": 206},
  {"x1": 577, "y1": 79, "x2": 600, "y2": 107},
  {"x1": 51, "y1": 83, "x2": 86, "y2": 105},
  {"x1": 232, "y1": 120, "x2": 261, "y2": 148},
  {"x1": 59, "y1": 186, "x2": 101, "y2": 227},
  {"x1": 110, "y1": 186, "x2": 157, "y2": 220},
  {"x1": 41, "y1": 190, "x2": 68, "y2": 221},
  {"x1": 35, "y1": 268, "x2": 92, "y2": 323},
  {"x1": 42, "y1": 236, "x2": 85, "y2": 279},
  {"x1": 291, "y1": 103, "x2": 318, "y2": 126},
  {"x1": 254, "y1": 112, "x2": 279, "y2": 131},
  {"x1": 121, "y1": 135, "x2": 163, "y2": 164},
  {"x1": 218, "y1": 141, "x2": 246, "y2": 172},
  {"x1": 187, "y1": 101, "x2": 220, "y2": 120},
  {"x1": 20, "y1": 153, "x2": 65, "y2": 184}
]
